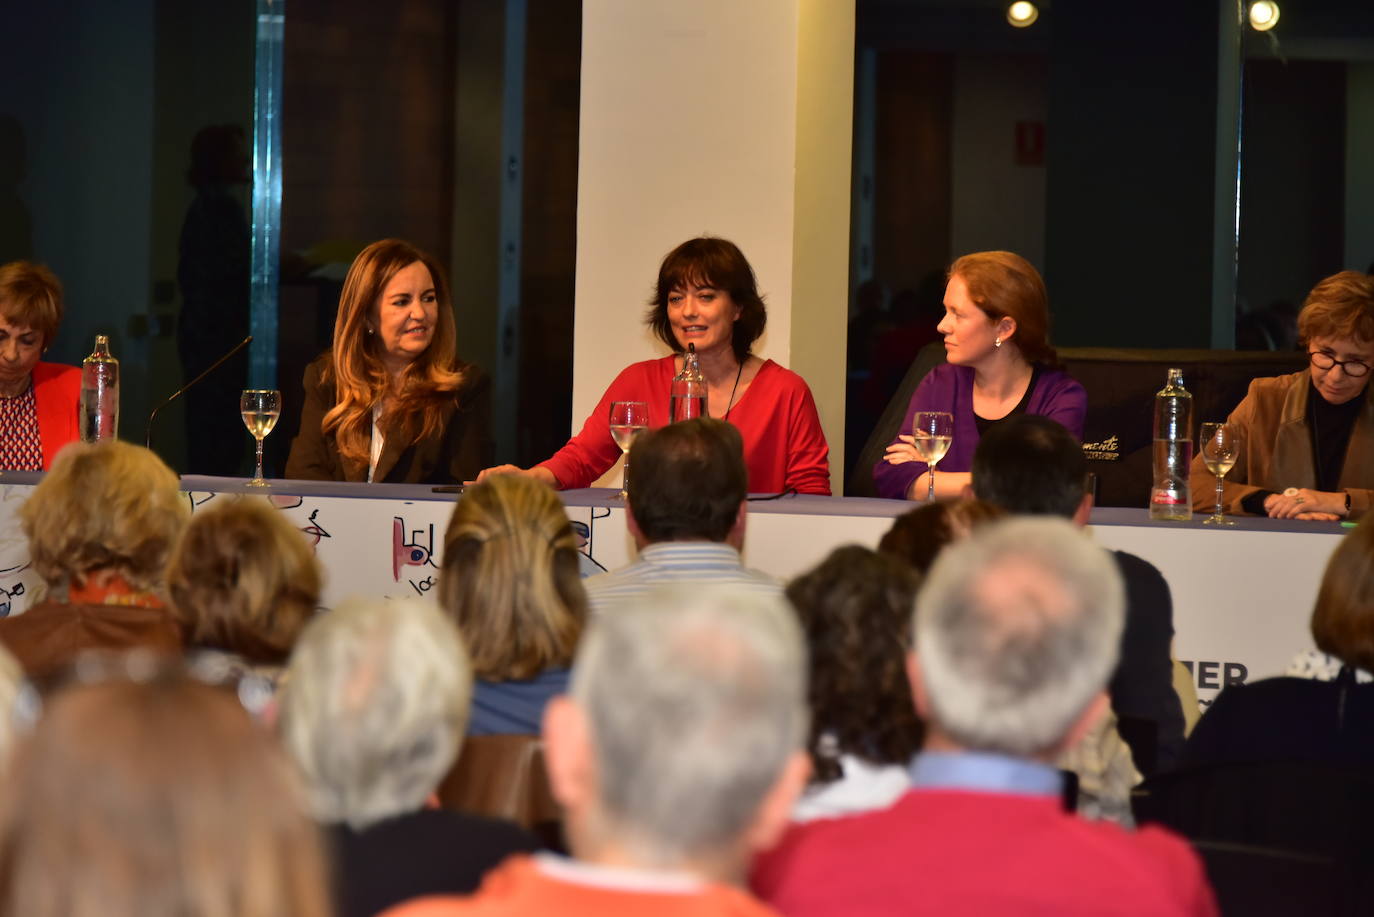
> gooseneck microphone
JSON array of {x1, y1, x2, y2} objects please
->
[{"x1": 145, "y1": 334, "x2": 254, "y2": 450}]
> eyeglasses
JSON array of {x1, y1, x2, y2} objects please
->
[{"x1": 1310, "y1": 350, "x2": 1371, "y2": 378}]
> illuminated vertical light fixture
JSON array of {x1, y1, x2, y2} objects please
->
[
  {"x1": 1248, "y1": 1, "x2": 1280, "y2": 30},
  {"x1": 1006, "y1": 1, "x2": 1039, "y2": 27}
]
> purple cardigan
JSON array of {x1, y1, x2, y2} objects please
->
[{"x1": 872, "y1": 364, "x2": 1088, "y2": 499}]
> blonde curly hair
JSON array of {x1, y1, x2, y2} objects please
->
[{"x1": 20, "y1": 442, "x2": 188, "y2": 594}]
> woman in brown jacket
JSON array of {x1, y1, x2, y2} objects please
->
[
  {"x1": 285, "y1": 238, "x2": 491, "y2": 484},
  {"x1": 1192, "y1": 270, "x2": 1374, "y2": 520}
]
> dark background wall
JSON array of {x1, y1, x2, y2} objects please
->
[{"x1": 1043, "y1": 0, "x2": 1220, "y2": 348}]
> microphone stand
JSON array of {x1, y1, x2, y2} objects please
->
[{"x1": 146, "y1": 335, "x2": 254, "y2": 451}]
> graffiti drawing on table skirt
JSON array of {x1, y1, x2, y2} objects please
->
[
  {"x1": 571, "y1": 519, "x2": 607, "y2": 577},
  {"x1": 0, "y1": 580, "x2": 23, "y2": 618},
  {"x1": 183, "y1": 491, "x2": 219, "y2": 513},
  {"x1": 270, "y1": 496, "x2": 333, "y2": 552},
  {"x1": 393, "y1": 515, "x2": 438, "y2": 595},
  {"x1": 0, "y1": 484, "x2": 38, "y2": 615},
  {"x1": 297, "y1": 507, "x2": 332, "y2": 550}
]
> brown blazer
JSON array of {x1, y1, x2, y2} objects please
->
[
  {"x1": 285, "y1": 354, "x2": 493, "y2": 485},
  {"x1": 1190, "y1": 370, "x2": 1374, "y2": 516},
  {"x1": 0, "y1": 601, "x2": 183, "y2": 680}
]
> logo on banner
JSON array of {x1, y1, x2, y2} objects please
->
[{"x1": 1181, "y1": 659, "x2": 1248, "y2": 705}]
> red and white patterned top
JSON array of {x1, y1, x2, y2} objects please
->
[{"x1": 0, "y1": 381, "x2": 44, "y2": 471}]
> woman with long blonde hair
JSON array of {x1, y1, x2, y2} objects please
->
[
  {"x1": 438, "y1": 474, "x2": 587, "y2": 734},
  {"x1": 286, "y1": 238, "x2": 491, "y2": 483}
]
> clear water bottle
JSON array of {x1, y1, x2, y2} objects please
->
[
  {"x1": 79, "y1": 334, "x2": 119, "y2": 443},
  {"x1": 670, "y1": 343, "x2": 707, "y2": 422},
  {"x1": 1149, "y1": 367, "x2": 1193, "y2": 521}
]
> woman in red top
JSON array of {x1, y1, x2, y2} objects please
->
[
  {"x1": 479, "y1": 237, "x2": 831, "y2": 494},
  {"x1": 0, "y1": 261, "x2": 81, "y2": 471}
]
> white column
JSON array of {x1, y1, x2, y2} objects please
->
[{"x1": 574, "y1": 0, "x2": 854, "y2": 492}]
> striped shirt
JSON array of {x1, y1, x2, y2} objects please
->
[{"x1": 584, "y1": 542, "x2": 781, "y2": 615}]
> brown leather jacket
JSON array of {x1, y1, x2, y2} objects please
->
[
  {"x1": 0, "y1": 601, "x2": 183, "y2": 679},
  {"x1": 1190, "y1": 370, "x2": 1374, "y2": 516}
]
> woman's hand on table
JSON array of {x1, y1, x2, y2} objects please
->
[
  {"x1": 1263, "y1": 488, "x2": 1345, "y2": 520},
  {"x1": 473, "y1": 464, "x2": 558, "y2": 487}
]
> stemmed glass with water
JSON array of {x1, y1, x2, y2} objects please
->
[
  {"x1": 240, "y1": 389, "x2": 282, "y2": 487},
  {"x1": 608, "y1": 400, "x2": 649, "y2": 500},
  {"x1": 913, "y1": 411, "x2": 954, "y2": 502},
  {"x1": 1200, "y1": 421, "x2": 1239, "y2": 526}
]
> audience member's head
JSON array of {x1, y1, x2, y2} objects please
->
[
  {"x1": 878, "y1": 499, "x2": 1006, "y2": 574},
  {"x1": 0, "y1": 261, "x2": 63, "y2": 351},
  {"x1": 20, "y1": 442, "x2": 188, "y2": 594},
  {"x1": 970, "y1": 414, "x2": 1090, "y2": 521},
  {"x1": 280, "y1": 596, "x2": 472, "y2": 831},
  {"x1": 545, "y1": 585, "x2": 809, "y2": 875},
  {"x1": 0, "y1": 664, "x2": 331, "y2": 917},
  {"x1": 625, "y1": 417, "x2": 748, "y2": 547},
  {"x1": 166, "y1": 498, "x2": 321, "y2": 665},
  {"x1": 1311, "y1": 520, "x2": 1374, "y2": 673},
  {"x1": 1296, "y1": 270, "x2": 1374, "y2": 348},
  {"x1": 786, "y1": 545, "x2": 922, "y2": 782},
  {"x1": 438, "y1": 474, "x2": 585, "y2": 681},
  {"x1": 913, "y1": 517, "x2": 1124, "y2": 760}
]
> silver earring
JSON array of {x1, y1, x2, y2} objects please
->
[{"x1": 994, "y1": 337, "x2": 1002, "y2": 348}]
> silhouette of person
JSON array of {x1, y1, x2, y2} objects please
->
[
  {"x1": 177, "y1": 125, "x2": 251, "y2": 476},
  {"x1": 0, "y1": 115, "x2": 34, "y2": 264}
]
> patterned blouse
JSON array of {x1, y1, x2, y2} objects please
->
[
  {"x1": 1286, "y1": 648, "x2": 1374, "y2": 684},
  {"x1": 0, "y1": 381, "x2": 43, "y2": 471}
]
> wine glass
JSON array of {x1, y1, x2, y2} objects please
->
[
  {"x1": 1200, "y1": 422, "x2": 1240, "y2": 526},
  {"x1": 608, "y1": 400, "x2": 649, "y2": 500},
  {"x1": 240, "y1": 389, "x2": 282, "y2": 487},
  {"x1": 912, "y1": 411, "x2": 954, "y2": 502}
]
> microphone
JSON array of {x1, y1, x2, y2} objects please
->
[{"x1": 146, "y1": 334, "x2": 254, "y2": 449}]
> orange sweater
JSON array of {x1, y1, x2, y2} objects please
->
[{"x1": 382, "y1": 855, "x2": 780, "y2": 917}]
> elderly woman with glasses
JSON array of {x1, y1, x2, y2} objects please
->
[{"x1": 1192, "y1": 270, "x2": 1374, "y2": 520}]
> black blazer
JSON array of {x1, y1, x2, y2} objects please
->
[
  {"x1": 1109, "y1": 550, "x2": 1186, "y2": 778},
  {"x1": 327, "y1": 808, "x2": 538, "y2": 917},
  {"x1": 285, "y1": 353, "x2": 492, "y2": 484}
]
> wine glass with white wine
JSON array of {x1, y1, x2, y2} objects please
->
[
  {"x1": 608, "y1": 400, "x2": 650, "y2": 500},
  {"x1": 912, "y1": 411, "x2": 954, "y2": 502},
  {"x1": 1200, "y1": 421, "x2": 1239, "y2": 526},
  {"x1": 240, "y1": 389, "x2": 282, "y2": 487}
]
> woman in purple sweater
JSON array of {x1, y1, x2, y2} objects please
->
[{"x1": 874, "y1": 251, "x2": 1086, "y2": 500}]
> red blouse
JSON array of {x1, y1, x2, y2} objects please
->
[{"x1": 539, "y1": 355, "x2": 831, "y2": 495}]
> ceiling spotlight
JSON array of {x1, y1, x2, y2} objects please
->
[
  {"x1": 1248, "y1": 0, "x2": 1280, "y2": 31},
  {"x1": 1007, "y1": 1, "x2": 1039, "y2": 28}
]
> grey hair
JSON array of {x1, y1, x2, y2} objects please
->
[
  {"x1": 278, "y1": 597, "x2": 472, "y2": 829},
  {"x1": 915, "y1": 517, "x2": 1124, "y2": 758},
  {"x1": 572, "y1": 585, "x2": 807, "y2": 865}
]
